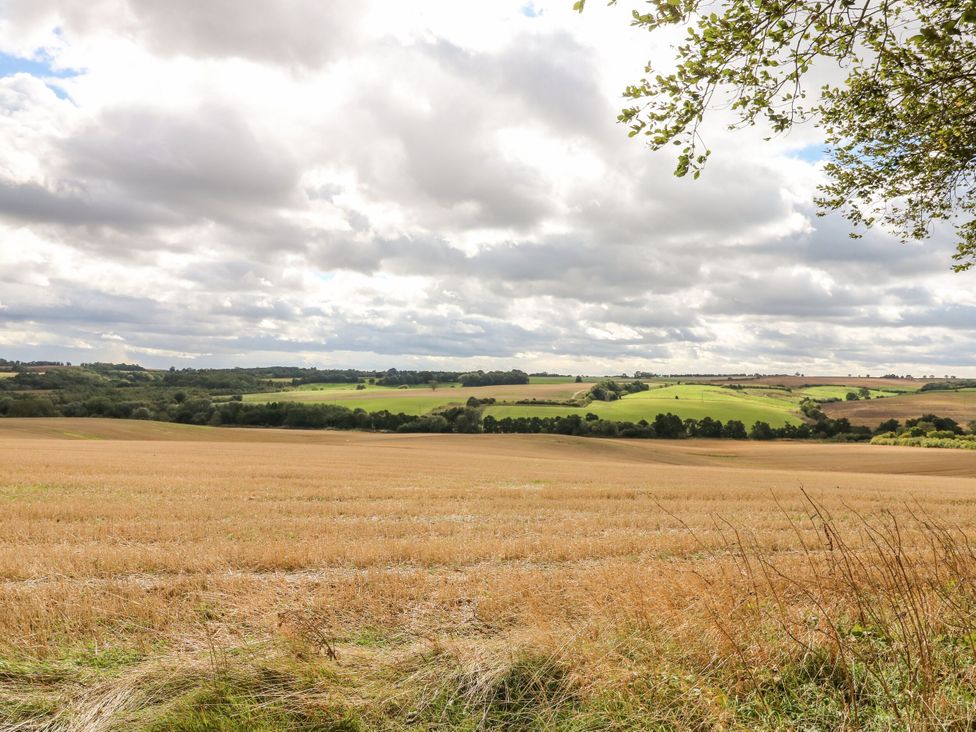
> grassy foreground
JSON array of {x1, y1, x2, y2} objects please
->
[{"x1": 4, "y1": 422, "x2": 976, "y2": 729}]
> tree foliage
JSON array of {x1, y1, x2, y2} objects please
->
[{"x1": 577, "y1": 0, "x2": 976, "y2": 268}]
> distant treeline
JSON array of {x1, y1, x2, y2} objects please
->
[
  {"x1": 83, "y1": 362, "x2": 147, "y2": 372},
  {"x1": 0, "y1": 359, "x2": 72, "y2": 370},
  {"x1": 291, "y1": 368, "x2": 531, "y2": 387},
  {"x1": 0, "y1": 366, "x2": 268, "y2": 394},
  {"x1": 0, "y1": 364, "x2": 533, "y2": 393}
]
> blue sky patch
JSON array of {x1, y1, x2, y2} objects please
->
[
  {"x1": 0, "y1": 51, "x2": 82, "y2": 100},
  {"x1": 0, "y1": 52, "x2": 79, "y2": 79},
  {"x1": 790, "y1": 144, "x2": 828, "y2": 163},
  {"x1": 521, "y1": 2, "x2": 541, "y2": 17}
]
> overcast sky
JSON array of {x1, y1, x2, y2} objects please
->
[{"x1": 0, "y1": 0, "x2": 972, "y2": 375}]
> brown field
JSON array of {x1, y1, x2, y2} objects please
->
[
  {"x1": 4, "y1": 419, "x2": 976, "y2": 728},
  {"x1": 823, "y1": 388, "x2": 976, "y2": 427},
  {"x1": 726, "y1": 375, "x2": 933, "y2": 390}
]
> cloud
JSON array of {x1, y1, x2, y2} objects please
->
[
  {"x1": 0, "y1": 0, "x2": 972, "y2": 374},
  {"x1": 63, "y1": 104, "x2": 301, "y2": 217},
  {"x1": 0, "y1": 0, "x2": 364, "y2": 68}
]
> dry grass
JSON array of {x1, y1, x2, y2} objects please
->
[
  {"x1": 727, "y1": 376, "x2": 933, "y2": 390},
  {"x1": 3, "y1": 419, "x2": 976, "y2": 729}
]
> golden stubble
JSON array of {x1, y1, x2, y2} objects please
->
[{"x1": 2, "y1": 418, "x2": 976, "y2": 666}]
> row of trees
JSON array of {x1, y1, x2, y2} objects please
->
[
  {"x1": 483, "y1": 412, "x2": 746, "y2": 438},
  {"x1": 484, "y1": 412, "x2": 880, "y2": 441}
]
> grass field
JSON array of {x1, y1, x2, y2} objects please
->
[
  {"x1": 5, "y1": 419, "x2": 976, "y2": 728},
  {"x1": 0, "y1": 371, "x2": 16, "y2": 379},
  {"x1": 486, "y1": 384, "x2": 804, "y2": 426},
  {"x1": 823, "y1": 388, "x2": 976, "y2": 427},
  {"x1": 243, "y1": 382, "x2": 594, "y2": 414}
]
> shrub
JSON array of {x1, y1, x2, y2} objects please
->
[{"x1": 6, "y1": 397, "x2": 57, "y2": 418}]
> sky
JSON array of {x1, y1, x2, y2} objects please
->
[{"x1": 0, "y1": 0, "x2": 972, "y2": 376}]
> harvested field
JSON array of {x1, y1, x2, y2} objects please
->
[
  {"x1": 4, "y1": 419, "x2": 976, "y2": 729},
  {"x1": 823, "y1": 388, "x2": 976, "y2": 427},
  {"x1": 726, "y1": 375, "x2": 931, "y2": 390}
]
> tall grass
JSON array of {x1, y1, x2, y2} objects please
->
[{"x1": 690, "y1": 491, "x2": 976, "y2": 728}]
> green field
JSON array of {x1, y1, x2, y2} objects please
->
[
  {"x1": 0, "y1": 372, "x2": 16, "y2": 379},
  {"x1": 485, "y1": 384, "x2": 803, "y2": 426},
  {"x1": 242, "y1": 388, "x2": 466, "y2": 414},
  {"x1": 242, "y1": 381, "x2": 593, "y2": 415}
]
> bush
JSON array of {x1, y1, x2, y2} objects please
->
[
  {"x1": 723, "y1": 420, "x2": 748, "y2": 439},
  {"x1": 5, "y1": 397, "x2": 57, "y2": 417},
  {"x1": 397, "y1": 415, "x2": 450, "y2": 433},
  {"x1": 60, "y1": 401, "x2": 88, "y2": 417}
]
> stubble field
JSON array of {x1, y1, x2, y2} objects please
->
[
  {"x1": 823, "y1": 388, "x2": 976, "y2": 427},
  {"x1": 4, "y1": 419, "x2": 976, "y2": 729}
]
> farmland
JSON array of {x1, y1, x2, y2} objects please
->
[
  {"x1": 238, "y1": 377, "x2": 966, "y2": 429},
  {"x1": 7, "y1": 365, "x2": 976, "y2": 437},
  {"x1": 726, "y1": 375, "x2": 931, "y2": 390},
  {"x1": 486, "y1": 383, "x2": 804, "y2": 426},
  {"x1": 4, "y1": 419, "x2": 976, "y2": 728},
  {"x1": 241, "y1": 381, "x2": 594, "y2": 413},
  {"x1": 823, "y1": 388, "x2": 976, "y2": 427},
  {"x1": 795, "y1": 385, "x2": 897, "y2": 400}
]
